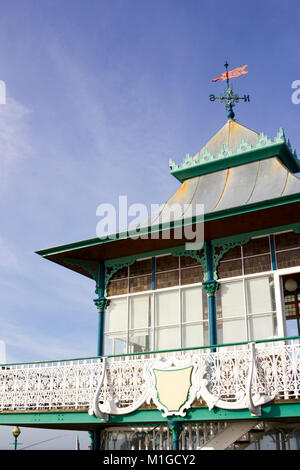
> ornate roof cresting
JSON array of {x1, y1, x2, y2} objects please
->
[{"x1": 169, "y1": 126, "x2": 300, "y2": 183}]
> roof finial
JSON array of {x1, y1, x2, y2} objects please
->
[{"x1": 209, "y1": 62, "x2": 250, "y2": 120}]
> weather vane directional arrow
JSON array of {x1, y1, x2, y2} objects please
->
[{"x1": 209, "y1": 61, "x2": 250, "y2": 120}]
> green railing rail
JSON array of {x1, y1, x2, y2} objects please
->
[{"x1": 1, "y1": 335, "x2": 300, "y2": 368}]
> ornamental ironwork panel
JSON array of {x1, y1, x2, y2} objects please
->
[{"x1": 1, "y1": 340, "x2": 300, "y2": 416}]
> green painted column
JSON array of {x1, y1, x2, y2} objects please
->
[
  {"x1": 168, "y1": 421, "x2": 182, "y2": 451},
  {"x1": 203, "y1": 241, "x2": 218, "y2": 346},
  {"x1": 270, "y1": 234, "x2": 277, "y2": 270},
  {"x1": 88, "y1": 430, "x2": 101, "y2": 450},
  {"x1": 93, "y1": 261, "x2": 107, "y2": 357},
  {"x1": 88, "y1": 430, "x2": 94, "y2": 450},
  {"x1": 94, "y1": 430, "x2": 101, "y2": 450},
  {"x1": 151, "y1": 257, "x2": 156, "y2": 290},
  {"x1": 94, "y1": 298, "x2": 107, "y2": 357},
  {"x1": 203, "y1": 281, "x2": 218, "y2": 346}
]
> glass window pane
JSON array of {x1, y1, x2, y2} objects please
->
[
  {"x1": 104, "y1": 333, "x2": 127, "y2": 355},
  {"x1": 275, "y1": 231, "x2": 300, "y2": 251},
  {"x1": 276, "y1": 248, "x2": 300, "y2": 269},
  {"x1": 182, "y1": 323, "x2": 208, "y2": 348},
  {"x1": 285, "y1": 301, "x2": 297, "y2": 317},
  {"x1": 114, "y1": 336, "x2": 127, "y2": 355},
  {"x1": 248, "y1": 313, "x2": 276, "y2": 341},
  {"x1": 107, "y1": 278, "x2": 128, "y2": 296},
  {"x1": 155, "y1": 326, "x2": 180, "y2": 350},
  {"x1": 129, "y1": 259, "x2": 152, "y2": 276},
  {"x1": 217, "y1": 318, "x2": 246, "y2": 344},
  {"x1": 243, "y1": 237, "x2": 270, "y2": 256},
  {"x1": 104, "y1": 335, "x2": 113, "y2": 355},
  {"x1": 156, "y1": 255, "x2": 179, "y2": 272},
  {"x1": 286, "y1": 319, "x2": 300, "y2": 337},
  {"x1": 218, "y1": 280, "x2": 245, "y2": 318},
  {"x1": 156, "y1": 270, "x2": 179, "y2": 289},
  {"x1": 217, "y1": 259, "x2": 243, "y2": 279},
  {"x1": 182, "y1": 286, "x2": 204, "y2": 323},
  {"x1": 106, "y1": 298, "x2": 128, "y2": 332},
  {"x1": 129, "y1": 294, "x2": 152, "y2": 329},
  {"x1": 246, "y1": 276, "x2": 275, "y2": 314},
  {"x1": 155, "y1": 290, "x2": 180, "y2": 326},
  {"x1": 128, "y1": 329, "x2": 152, "y2": 353},
  {"x1": 243, "y1": 254, "x2": 271, "y2": 275},
  {"x1": 129, "y1": 274, "x2": 151, "y2": 293},
  {"x1": 181, "y1": 266, "x2": 204, "y2": 285}
]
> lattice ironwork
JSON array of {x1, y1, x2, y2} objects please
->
[{"x1": 1, "y1": 339, "x2": 300, "y2": 415}]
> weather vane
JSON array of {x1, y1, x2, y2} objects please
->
[{"x1": 209, "y1": 62, "x2": 250, "y2": 120}]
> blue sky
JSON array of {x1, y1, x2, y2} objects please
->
[{"x1": 0, "y1": 0, "x2": 300, "y2": 449}]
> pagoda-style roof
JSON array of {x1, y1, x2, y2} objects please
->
[
  {"x1": 196, "y1": 119, "x2": 259, "y2": 159},
  {"x1": 36, "y1": 120, "x2": 300, "y2": 278}
]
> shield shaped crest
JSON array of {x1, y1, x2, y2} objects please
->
[{"x1": 152, "y1": 366, "x2": 194, "y2": 417}]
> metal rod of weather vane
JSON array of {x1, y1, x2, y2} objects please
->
[{"x1": 225, "y1": 61, "x2": 229, "y2": 88}]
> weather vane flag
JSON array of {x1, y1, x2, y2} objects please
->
[
  {"x1": 212, "y1": 64, "x2": 248, "y2": 83},
  {"x1": 209, "y1": 61, "x2": 250, "y2": 120}
]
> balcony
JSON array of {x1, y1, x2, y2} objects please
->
[{"x1": 0, "y1": 337, "x2": 300, "y2": 419}]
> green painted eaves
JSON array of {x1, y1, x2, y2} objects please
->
[
  {"x1": 169, "y1": 140, "x2": 300, "y2": 183},
  {"x1": 36, "y1": 192, "x2": 300, "y2": 259}
]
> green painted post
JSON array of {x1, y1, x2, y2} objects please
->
[
  {"x1": 88, "y1": 430, "x2": 94, "y2": 450},
  {"x1": 88, "y1": 430, "x2": 101, "y2": 450},
  {"x1": 93, "y1": 430, "x2": 101, "y2": 450},
  {"x1": 203, "y1": 241, "x2": 218, "y2": 346},
  {"x1": 94, "y1": 261, "x2": 106, "y2": 357},
  {"x1": 168, "y1": 421, "x2": 182, "y2": 451},
  {"x1": 270, "y1": 234, "x2": 277, "y2": 270},
  {"x1": 93, "y1": 263, "x2": 106, "y2": 451},
  {"x1": 151, "y1": 257, "x2": 156, "y2": 290},
  {"x1": 94, "y1": 298, "x2": 106, "y2": 357},
  {"x1": 208, "y1": 290, "x2": 217, "y2": 345}
]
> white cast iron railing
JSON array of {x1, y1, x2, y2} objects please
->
[
  {"x1": 0, "y1": 358, "x2": 103, "y2": 411},
  {"x1": 0, "y1": 337, "x2": 300, "y2": 416}
]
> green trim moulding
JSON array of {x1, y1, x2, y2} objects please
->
[
  {"x1": 36, "y1": 193, "x2": 300, "y2": 260},
  {"x1": 169, "y1": 128, "x2": 300, "y2": 183},
  {"x1": 0, "y1": 402, "x2": 300, "y2": 428},
  {"x1": 57, "y1": 222, "x2": 300, "y2": 294}
]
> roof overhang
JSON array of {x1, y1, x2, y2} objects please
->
[{"x1": 36, "y1": 195, "x2": 300, "y2": 281}]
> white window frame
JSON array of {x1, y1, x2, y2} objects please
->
[
  {"x1": 274, "y1": 266, "x2": 300, "y2": 338},
  {"x1": 104, "y1": 231, "x2": 300, "y2": 354},
  {"x1": 216, "y1": 270, "x2": 278, "y2": 343},
  {"x1": 105, "y1": 281, "x2": 207, "y2": 354}
]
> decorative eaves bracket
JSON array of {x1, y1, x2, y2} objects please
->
[
  {"x1": 104, "y1": 245, "x2": 208, "y2": 294},
  {"x1": 211, "y1": 234, "x2": 252, "y2": 281}
]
